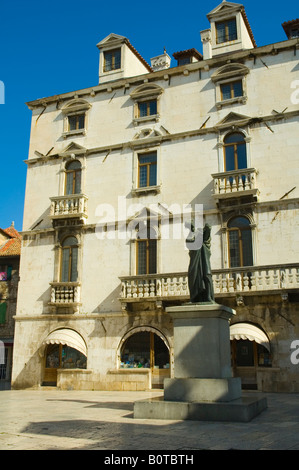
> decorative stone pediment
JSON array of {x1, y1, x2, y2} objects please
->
[
  {"x1": 207, "y1": 1, "x2": 243, "y2": 19},
  {"x1": 211, "y1": 63, "x2": 249, "y2": 82},
  {"x1": 130, "y1": 83, "x2": 164, "y2": 100},
  {"x1": 215, "y1": 112, "x2": 250, "y2": 128},
  {"x1": 133, "y1": 128, "x2": 163, "y2": 141},
  {"x1": 96, "y1": 33, "x2": 126, "y2": 49},
  {"x1": 59, "y1": 142, "x2": 86, "y2": 157}
]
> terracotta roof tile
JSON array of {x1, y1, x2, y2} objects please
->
[{"x1": 0, "y1": 226, "x2": 22, "y2": 257}]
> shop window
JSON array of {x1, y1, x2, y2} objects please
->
[
  {"x1": 231, "y1": 339, "x2": 272, "y2": 368},
  {"x1": 65, "y1": 160, "x2": 82, "y2": 195},
  {"x1": 45, "y1": 344, "x2": 87, "y2": 369},
  {"x1": 120, "y1": 331, "x2": 169, "y2": 371},
  {"x1": 60, "y1": 236, "x2": 78, "y2": 282}
]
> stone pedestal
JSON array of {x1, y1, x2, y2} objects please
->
[{"x1": 134, "y1": 303, "x2": 267, "y2": 422}]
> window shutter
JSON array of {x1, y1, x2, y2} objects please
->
[{"x1": 0, "y1": 302, "x2": 7, "y2": 324}]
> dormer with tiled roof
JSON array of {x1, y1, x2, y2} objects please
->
[
  {"x1": 200, "y1": 1, "x2": 256, "y2": 60},
  {"x1": 0, "y1": 223, "x2": 21, "y2": 258},
  {"x1": 97, "y1": 33, "x2": 152, "y2": 84},
  {"x1": 282, "y1": 19, "x2": 299, "y2": 39}
]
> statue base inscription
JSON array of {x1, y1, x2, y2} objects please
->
[{"x1": 134, "y1": 303, "x2": 267, "y2": 422}]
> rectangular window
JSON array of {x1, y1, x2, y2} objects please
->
[
  {"x1": 138, "y1": 100, "x2": 157, "y2": 118},
  {"x1": 137, "y1": 239, "x2": 157, "y2": 274},
  {"x1": 104, "y1": 48, "x2": 121, "y2": 72},
  {"x1": 216, "y1": 18, "x2": 237, "y2": 44},
  {"x1": 68, "y1": 114, "x2": 85, "y2": 131},
  {"x1": 221, "y1": 80, "x2": 243, "y2": 100},
  {"x1": 138, "y1": 152, "x2": 157, "y2": 188}
]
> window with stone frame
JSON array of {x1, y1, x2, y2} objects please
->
[
  {"x1": 138, "y1": 152, "x2": 157, "y2": 188},
  {"x1": 104, "y1": 48, "x2": 121, "y2": 72},
  {"x1": 60, "y1": 236, "x2": 79, "y2": 282},
  {"x1": 216, "y1": 18, "x2": 237, "y2": 44},
  {"x1": 220, "y1": 80, "x2": 243, "y2": 101}
]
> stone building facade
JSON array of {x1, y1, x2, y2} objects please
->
[{"x1": 12, "y1": 1, "x2": 299, "y2": 392}]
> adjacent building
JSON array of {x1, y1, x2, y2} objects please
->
[
  {"x1": 0, "y1": 223, "x2": 21, "y2": 389},
  {"x1": 12, "y1": 1, "x2": 299, "y2": 392}
]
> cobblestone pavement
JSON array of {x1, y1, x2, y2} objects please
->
[{"x1": 0, "y1": 389, "x2": 299, "y2": 450}]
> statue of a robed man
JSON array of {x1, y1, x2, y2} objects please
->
[{"x1": 186, "y1": 222, "x2": 215, "y2": 303}]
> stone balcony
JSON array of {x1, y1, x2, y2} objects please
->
[
  {"x1": 49, "y1": 282, "x2": 81, "y2": 313},
  {"x1": 49, "y1": 194, "x2": 88, "y2": 222},
  {"x1": 120, "y1": 263, "x2": 299, "y2": 305},
  {"x1": 212, "y1": 168, "x2": 259, "y2": 203}
]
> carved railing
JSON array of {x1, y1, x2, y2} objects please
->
[
  {"x1": 49, "y1": 194, "x2": 88, "y2": 220},
  {"x1": 49, "y1": 282, "x2": 81, "y2": 305},
  {"x1": 212, "y1": 168, "x2": 258, "y2": 198},
  {"x1": 120, "y1": 264, "x2": 299, "y2": 300}
]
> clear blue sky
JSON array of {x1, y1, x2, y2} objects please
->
[{"x1": 0, "y1": 0, "x2": 297, "y2": 231}]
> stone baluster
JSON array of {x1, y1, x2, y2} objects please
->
[
  {"x1": 132, "y1": 280, "x2": 138, "y2": 298},
  {"x1": 144, "y1": 279, "x2": 149, "y2": 297},
  {"x1": 149, "y1": 279, "x2": 156, "y2": 297},
  {"x1": 243, "y1": 273, "x2": 249, "y2": 291},
  {"x1": 138, "y1": 280, "x2": 144, "y2": 298}
]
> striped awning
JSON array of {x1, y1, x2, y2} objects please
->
[
  {"x1": 42, "y1": 329, "x2": 87, "y2": 356},
  {"x1": 230, "y1": 323, "x2": 270, "y2": 352}
]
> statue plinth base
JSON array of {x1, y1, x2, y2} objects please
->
[{"x1": 134, "y1": 302, "x2": 267, "y2": 422}]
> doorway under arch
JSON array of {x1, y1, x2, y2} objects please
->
[{"x1": 119, "y1": 327, "x2": 170, "y2": 388}]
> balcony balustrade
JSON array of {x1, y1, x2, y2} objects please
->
[
  {"x1": 212, "y1": 168, "x2": 259, "y2": 201},
  {"x1": 120, "y1": 264, "x2": 299, "y2": 302},
  {"x1": 49, "y1": 282, "x2": 81, "y2": 306},
  {"x1": 49, "y1": 194, "x2": 88, "y2": 221}
]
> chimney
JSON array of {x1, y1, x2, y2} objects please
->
[
  {"x1": 150, "y1": 50, "x2": 171, "y2": 72},
  {"x1": 200, "y1": 29, "x2": 212, "y2": 60}
]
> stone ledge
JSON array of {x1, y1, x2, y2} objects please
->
[{"x1": 134, "y1": 394, "x2": 267, "y2": 422}]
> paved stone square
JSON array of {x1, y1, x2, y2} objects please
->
[{"x1": 0, "y1": 389, "x2": 299, "y2": 450}]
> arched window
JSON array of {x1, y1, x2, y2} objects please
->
[
  {"x1": 119, "y1": 329, "x2": 170, "y2": 388},
  {"x1": 224, "y1": 132, "x2": 247, "y2": 171},
  {"x1": 65, "y1": 160, "x2": 81, "y2": 195},
  {"x1": 228, "y1": 216, "x2": 253, "y2": 267},
  {"x1": 60, "y1": 236, "x2": 78, "y2": 282}
]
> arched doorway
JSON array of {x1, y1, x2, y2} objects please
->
[
  {"x1": 42, "y1": 329, "x2": 87, "y2": 386},
  {"x1": 230, "y1": 323, "x2": 271, "y2": 389},
  {"x1": 119, "y1": 327, "x2": 170, "y2": 388}
]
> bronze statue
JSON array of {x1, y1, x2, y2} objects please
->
[{"x1": 186, "y1": 222, "x2": 215, "y2": 303}]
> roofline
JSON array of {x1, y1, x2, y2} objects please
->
[{"x1": 25, "y1": 37, "x2": 299, "y2": 109}]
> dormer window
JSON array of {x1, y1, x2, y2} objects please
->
[
  {"x1": 216, "y1": 18, "x2": 237, "y2": 44},
  {"x1": 104, "y1": 48, "x2": 121, "y2": 72}
]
